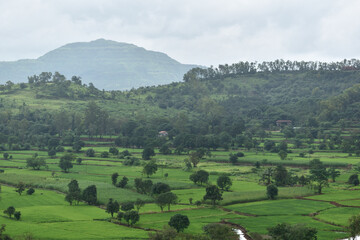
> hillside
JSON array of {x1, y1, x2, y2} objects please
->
[{"x1": 0, "y1": 39, "x2": 198, "y2": 90}]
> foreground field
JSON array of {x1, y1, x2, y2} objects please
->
[{"x1": 1, "y1": 135, "x2": 360, "y2": 239}]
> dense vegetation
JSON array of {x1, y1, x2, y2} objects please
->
[{"x1": 1, "y1": 61, "x2": 360, "y2": 239}]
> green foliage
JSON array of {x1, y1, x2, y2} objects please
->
[
  {"x1": 190, "y1": 170, "x2": 209, "y2": 185},
  {"x1": 124, "y1": 210, "x2": 140, "y2": 226},
  {"x1": 203, "y1": 223, "x2": 238, "y2": 240},
  {"x1": 155, "y1": 192, "x2": 178, "y2": 212},
  {"x1": 14, "y1": 211, "x2": 21, "y2": 221},
  {"x1": 348, "y1": 174, "x2": 360, "y2": 186},
  {"x1": 204, "y1": 185, "x2": 223, "y2": 205},
  {"x1": 121, "y1": 202, "x2": 135, "y2": 212},
  {"x1": 59, "y1": 153, "x2": 75, "y2": 173},
  {"x1": 26, "y1": 154, "x2": 47, "y2": 170},
  {"x1": 15, "y1": 182, "x2": 26, "y2": 195},
  {"x1": 117, "y1": 176, "x2": 129, "y2": 188},
  {"x1": 348, "y1": 214, "x2": 360, "y2": 240},
  {"x1": 142, "y1": 147, "x2": 155, "y2": 160},
  {"x1": 3, "y1": 206, "x2": 15, "y2": 218},
  {"x1": 143, "y1": 161, "x2": 158, "y2": 177},
  {"x1": 168, "y1": 214, "x2": 190, "y2": 232},
  {"x1": 106, "y1": 198, "x2": 119, "y2": 217},
  {"x1": 268, "y1": 223, "x2": 317, "y2": 240},
  {"x1": 26, "y1": 188, "x2": 35, "y2": 195},
  {"x1": 152, "y1": 182, "x2": 171, "y2": 195},
  {"x1": 82, "y1": 185, "x2": 97, "y2": 205},
  {"x1": 85, "y1": 148, "x2": 95, "y2": 157},
  {"x1": 267, "y1": 184, "x2": 278, "y2": 200},
  {"x1": 216, "y1": 175, "x2": 232, "y2": 191},
  {"x1": 111, "y1": 173, "x2": 119, "y2": 186}
]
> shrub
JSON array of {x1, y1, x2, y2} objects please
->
[{"x1": 26, "y1": 188, "x2": 35, "y2": 195}]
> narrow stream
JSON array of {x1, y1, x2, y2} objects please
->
[{"x1": 234, "y1": 229, "x2": 247, "y2": 240}]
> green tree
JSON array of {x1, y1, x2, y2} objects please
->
[
  {"x1": 3, "y1": 153, "x2": 9, "y2": 160},
  {"x1": 109, "y1": 147, "x2": 119, "y2": 156},
  {"x1": 203, "y1": 223, "x2": 238, "y2": 240},
  {"x1": 82, "y1": 185, "x2": 97, "y2": 205},
  {"x1": 274, "y1": 165, "x2": 288, "y2": 186},
  {"x1": 148, "y1": 225, "x2": 178, "y2": 240},
  {"x1": 189, "y1": 170, "x2": 209, "y2": 185},
  {"x1": 309, "y1": 159, "x2": 329, "y2": 194},
  {"x1": 229, "y1": 154, "x2": 238, "y2": 165},
  {"x1": 268, "y1": 223, "x2": 317, "y2": 240},
  {"x1": 66, "y1": 179, "x2": 81, "y2": 205},
  {"x1": 121, "y1": 202, "x2": 135, "y2": 212},
  {"x1": 26, "y1": 155, "x2": 47, "y2": 170},
  {"x1": 111, "y1": 173, "x2": 119, "y2": 185},
  {"x1": 85, "y1": 148, "x2": 95, "y2": 157},
  {"x1": 348, "y1": 214, "x2": 360, "y2": 240},
  {"x1": 168, "y1": 214, "x2": 190, "y2": 232},
  {"x1": 151, "y1": 182, "x2": 171, "y2": 195},
  {"x1": 26, "y1": 188, "x2": 35, "y2": 195},
  {"x1": 203, "y1": 185, "x2": 223, "y2": 205},
  {"x1": 328, "y1": 167, "x2": 340, "y2": 182},
  {"x1": 216, "y1": 175, "x2": 232, "y2": 191},
  {"x1": 155, "y1": 192, "x2": 178, "y2": 212},
  {"x1": 348, "y1": 174, "x2": 360, "y2": 186},
  {"x1": 124, "y1": 210, "x2": 140, "y2": 226},
  {"x1": 278, "y1": 150, "x2": 287, "y2": 160},
  {"x1": 106, "y1": 198, "x2": 119, "y2": 217},
  {"x1": 117, "y1": 176, "x2": 129, "y2": 188},
  {"x1": 142, "y1": 147, "x2": 155, "y2": 160},
  {"x1": 267, "y1": 184, "x2": 278, "y2": 200},
  {"x1": 14, "y1": 211, "x2": 21, "y2": 221},
  {"x1": 59, "y1": 153, "x2": 75, "y2": 173},
  {"x1": 15, "y1": 182, "x2": 26, "y2": 195},
  {"x1": 3, "y1": 206, "x2": 15, "y2": 218},
  {"x1": 142, "y1": 161, "x2": 158, "y2": 178},
  {"x1": 134, "y1": 198, "x2": 145, "y2": 212}
]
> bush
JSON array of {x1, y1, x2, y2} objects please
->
[
  {"x1": 236, "y1": 152, "x2": 245, "y2": 157},
  {"x1": 101, "y1": 151, "x2": 109, "y2": 158},
  {"x1": 85, "y1": 148, "x2": 95, "y2": 157},
  {"x1": 267, "y1": 184, "x2": 278, "y2": 199},
  {"x1": 26, "y1": 188, "x2": 35, "y2": 195}
]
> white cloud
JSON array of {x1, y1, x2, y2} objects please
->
[{"x1": 0, "y1": 0, "x2": 359, "y2": 66}]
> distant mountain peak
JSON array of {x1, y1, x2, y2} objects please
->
[{"x1": 0, "y1": 39, "x2": 199, "y2": 90}]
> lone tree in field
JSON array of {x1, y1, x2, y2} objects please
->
[
  {"x1": 203, "y1": 185, "x2": 223, "y2": 205},
  {"x1": 111, "y1": 173, "x2": 119, "y2": 185},
  {"x1": 189, "y1": 170, "x2": 209, "y2": 185},
  {"x1": 348, "y1": 214, "x2": 360, "y2": 240},
  {"x1": 134, "y1": 178, "x2": 153, "y2": 195},
  {"x1": 142, "y1": 147, "x2": 155, "y2": 160},
  {"x1": 217, "y1": 175, "x2": 232, "y2": 191},
  {"x1": 142, "y1": 161, "x2": 158, "y2": 178},
  {"x1": 348, "y1": 174, "x2": 360, "y2": 186},
  {"x1": 309, "y1": 159, "x2": 329, "y2": 194},
  {"x1": 267, "y1": 184, "x2": 278, "y2": 200},
  {"x1": 106, "y1": 198, "x2": 120, "y2": 217},
  {"x1": 15, "y1": 182, "x2": 26, "y2": 195},
  {"x1": 59, "y1": 153, "x2": 75, "y2": 173},
  {"x1": 3, "y1": 206, "x2": 15, "y2": 218},
  {"x1": 168, "y1": 214, "x2": 190, "y2": 232},
  {"x1": 82, "y1": 185, "x2": 97, "y2": 205}
]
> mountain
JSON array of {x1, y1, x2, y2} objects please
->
[{"x1": 0, "y1": 39, "x2": 199, "y2": 90}]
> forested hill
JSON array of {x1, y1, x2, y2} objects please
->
[
  {"x1": 0, "y1": 39, "x2": 198, "y2": 90},
  {"x1": 1, "y1": 62, "x2": 360, "y2": 151}
]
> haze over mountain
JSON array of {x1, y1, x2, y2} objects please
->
[{"x1": 0, "y1": 39, "x2": 199, "y2": 90}]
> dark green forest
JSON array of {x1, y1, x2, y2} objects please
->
[{"x1": 1, "y1": 59, "x2": 360, "y2": 154}]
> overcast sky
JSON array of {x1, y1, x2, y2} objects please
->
[{"x1": 0, "y1": 0, "x2": 359, "y2": 66}]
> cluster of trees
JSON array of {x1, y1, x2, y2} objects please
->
[
  {"x1": 106, "y1": 199, "x2": 141, "y2": 226},
  {"x1": 3, "y1": 206, "x2": 21, "y2": 221},
  {"x1": 183, "y1": 59, "x2": 360, "y2": 82},
  {"x1": 65, "y1": 180, "x2": 97, "y2": 205}
]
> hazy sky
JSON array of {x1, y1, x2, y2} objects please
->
[{"x1": 1, "y1": 0, "x2": 360, "y2": 66}]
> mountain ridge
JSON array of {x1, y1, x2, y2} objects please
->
[{"x1": 0, "y1": 39, "x2": 199, "y2": 90}]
